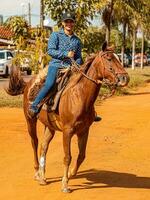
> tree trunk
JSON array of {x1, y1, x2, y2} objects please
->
[
  {"x1": 40, "y1": 0, "x2": 44, "y2": 29},
  {"x1": 105, "y1": 26, "x2": 110, "y2": 44},
  {"x1": 105, "y1": 0, "x2": 114, "y2": 44},
  {"x1": 132, "y1": 28, "x2": 136, "y2": 70},
  {"x1": 121, "y1": 21, "x2": 126, "y2": 67},
  {"x1": 28, "y1": 3, "x2": 31, "y2": 27},
  {"x1": 140, "y1": 29, "x2": 144, "y2": 69}
]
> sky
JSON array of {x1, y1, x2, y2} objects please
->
[
  {"x1": 0, "y1": 0, "x2": 100, "y2": 27},
  {"x1": 0, "y1": 0, "x2": 43, "y2": 27}
]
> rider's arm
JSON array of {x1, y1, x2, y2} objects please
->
[
  {"x1": 74, "y1": 40, "x2": 83, "y2": 65},
  {"x1": 47, "y1": 32, "x2": 68, "y2": 59}
]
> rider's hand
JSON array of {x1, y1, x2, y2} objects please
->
[{"x1": 67, "y1": 51, "x2": 75, "y2": 58}]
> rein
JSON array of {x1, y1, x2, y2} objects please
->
[
  {"x1": 70, "y1": 58, "x2": 102, "y2": 85},
  {"x1": 70, "y1": 50, "x2": 117, "y2": 86},
  {"x1": 70, "y1": 51, "x2": 118, "y2": 100}
]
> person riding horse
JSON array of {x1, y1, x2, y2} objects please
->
[{"x1": 28, "y1": 12, "x2": 101, "y2": 121}]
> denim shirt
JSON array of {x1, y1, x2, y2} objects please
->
[{"x1": 47, "y1": 29, "x2": 83, "y2": 68}]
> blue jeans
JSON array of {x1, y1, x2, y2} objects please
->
[{"x1": 31, "y1": 66, "x2": 59, "y2": 111}]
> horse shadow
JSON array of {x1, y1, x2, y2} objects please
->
[
  {"x1": 126, "y1": 92, "x2": 150, "y2": 96},
  {"x1": 71, "y1": 169, "x2": 150, "y2": 191},
  {"x1": 46, "y1": 169, "x2": 150, "y2": 191}
]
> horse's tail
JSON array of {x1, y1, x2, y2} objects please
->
[{"x1": 5, "y1": 66, "x2": 27, "y2": 96}]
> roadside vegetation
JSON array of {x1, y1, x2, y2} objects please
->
[
  {"x1": 0, "y1": 89, "x2": 22, "y2": 108},
  {"x1": 1, "y1": 67, "x2": 150, "y2": 108}
]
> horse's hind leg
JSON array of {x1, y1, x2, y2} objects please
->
[
  {"x1": 26, "y1": 118, "x2": 39, "y2": 178},
  {"x1": 69, "y1": 128, "x2": 89, "y2": 178},
  {"x1": 38, "y1": 127, "x2": 55, "y2": 185}
]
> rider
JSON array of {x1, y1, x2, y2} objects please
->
[
  {"x1": 28, "y1": 12, "x2": 83, "y2": 117},
  {"x1": 28, "y1": 12, "x2": 101, "y2": 121}
]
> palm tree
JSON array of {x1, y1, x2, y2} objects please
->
[
  {"x1": 112, "y1": 1, "x2": 142, "y2": 67},
  {"x1": 98, "y1": 0, "x2": 149, "y2": 67},
  {"x1": 139, "y1": 0, "x2": 150, "y2": 68},
  {"x1": 140, "y1": 27, "x2": 144, "y2": 69},
  {"x1": 130, "y1": 18, "x2": 138, "y2": 70},
  {"x1": 102, "y1": 0, "x2": 114, "y2": 44},
  {"x1": 40, "y1": 0, "x2": 44, "y2": 29}
]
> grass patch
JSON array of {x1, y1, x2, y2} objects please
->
[
  {"x1": 97, "y1": 66, "x2": 150, "y2": 101},
  {"x1": 126, "y1": 67, "x2": 150, "y2": 88},
  {"x1": 0, "y1": 89, "x2": 23, "y2": 108},
  {"x1": 118, "y1": 67, "x2": 150, "y2": 94}
]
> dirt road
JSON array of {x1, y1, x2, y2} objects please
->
[{"x1": 0, "y1": 85, "x2": 150, "y2": 200}]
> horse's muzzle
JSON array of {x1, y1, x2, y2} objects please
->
[{"x1": 117, "y1": 74, "x2": 130, "y2": 87}]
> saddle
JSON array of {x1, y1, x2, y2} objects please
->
[
  {"x1": 28, "y1": 66, "x2": 72, "y2": 113},
  {"x1": 28, "y1": 56, "x2": 96, "y2": 113}
]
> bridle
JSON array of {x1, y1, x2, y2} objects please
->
[
  {"x1": 70, "y1": 50, "x2": 124, "y2": 86},
  {"x1": 99, "y1": 51, "x2": 120, "y2": 86},
  {"x1": 70, "y1": 58, "x2": 100, "y2": 85},
  {"x1": 70, "y1": 50, "x2": 127, "y2": 99}
]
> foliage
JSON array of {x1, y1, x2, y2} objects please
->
[
  {"x1": 95, "y1": 0, "x2": 150, "y2": 45},
  {"x1": 28, "y1": 30, "x2": 50, "y2": 73},
  {"x1": 44, "y1": 0, "x2": 102, "y2": 37},
  {"x1": 4, "y1": 16, "x2": 29, "y2": 49},
  {"x1": 12, "y1": 30, "x2": 51, "y2": 74},
  {"x1": 82, "y1": 26, "x2": 105, "y2": 55},
  {"x1": 135, "y1": 38, "x2": 149, "y2": 53},
  {"x1": 110, "y1": 28, "x2": 122, "y2": 52}
]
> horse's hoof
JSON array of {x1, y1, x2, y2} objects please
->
[
  {"x1": 34, "y1": 174, "x2": 40, "y2": 181},
  {"x1": 39, "y1": 179, "x2": 47, "y2": 185},
  {"x1": 62, "y1": 188, "x2": 71, "y2": 193}
]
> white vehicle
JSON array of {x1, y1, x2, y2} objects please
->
[
  {"x1": 0, "y1": 50, "x2": 13, "y2": 77},
  {"x1": 20, "y1": 57, "x2": 32, "y2": 75}
]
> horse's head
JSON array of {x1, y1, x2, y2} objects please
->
[{"x1": 95, "y1": 42, "x2": 129, "y2": 87}]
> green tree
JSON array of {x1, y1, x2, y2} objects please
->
[
  {"x1": 4, "y1": 16, "x2": 29, "y2": 50},
  {"x1": 44, "y1": 0, "x2": 101, "y2": 37},
  {"x1": 81, "y1": 26, "x2": 105, "y2": 56},
  {"x1": 110, "y1": 28, "x2": 122, "y2": 52}
]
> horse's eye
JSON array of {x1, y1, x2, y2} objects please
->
[{"x1": 109, "y1": 67, "x2": 113, "y2": 71}]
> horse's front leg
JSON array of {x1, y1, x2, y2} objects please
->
[
  {"x1": 69, "y1": 128, "x2": 89, "y2": 178},
  {"x1": 62, "y1": 129, "x2": 73, "y2": 193},
  {"x1": 37, "y1": 127, "x2": 55, "y2": 185}
]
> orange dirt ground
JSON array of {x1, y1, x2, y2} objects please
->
[{"x1": 0, "y1": 85, "x2": 150, "y2": 200}]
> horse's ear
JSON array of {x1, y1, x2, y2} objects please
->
[{"x1": 102, "y1": 41, "x2": 107, "y2": 52}]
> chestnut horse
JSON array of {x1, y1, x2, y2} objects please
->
[{"x1": 6, "y1": 43, "x2": 129, "y2": 193}]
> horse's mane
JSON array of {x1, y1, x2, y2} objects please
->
[
  {"x1": 80, "y1": 53, "x2": 97, "y2": 73},
  {"x1": 62, "y1": 53, "x2": 97, "y2": 96}
]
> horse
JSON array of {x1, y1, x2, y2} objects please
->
[{"x1": 6, "y1": 42, "x2": 129, "y2": 193}]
